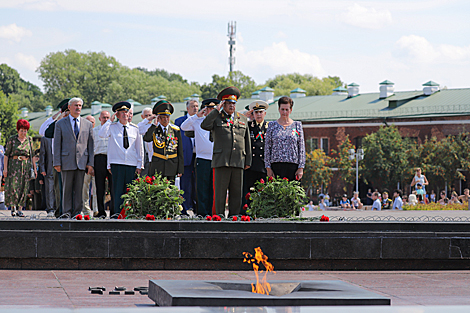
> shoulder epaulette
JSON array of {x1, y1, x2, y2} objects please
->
[
  {"x1": 129, "y1": 122, "x2": 138, "y2": 128},
  {"x1": 170, "y1": 124, "x2": 180, "y2": 130}
]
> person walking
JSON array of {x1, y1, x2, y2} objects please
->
[
  {"x1": 99, "y1": 101, "x2": 143, "y2": 217},
  {"x1": 175, "y1": 99, "x2": 198, "y2": 214},
  {"x1": 265, "y1": 96, "x2": 305, "y2": 181},
  {"x1": 142, "y1": 100, "x2": 184, "y2": 182},
  {"x1": 181, "y1": 98, "x2": 217, "y2": 217},
  {"x1": 53, "y1": 98, "x2": 94, "y2": 218},
  {"x1": 3, "y1": 119, "x2": 37, "y2": 217},
  {"x1": 201, "y1": 87, "x2": 251, "y2": 217}
]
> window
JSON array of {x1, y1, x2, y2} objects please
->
[
  {"x1": 306, "y1": 138, "x2": 318, "y2": 153},
  {"x1": 321, "y1": 138, "x2": 329, "y2": 155},
  {"x1": 354, "y1": 136, "x2": 363, "y2": 149}
]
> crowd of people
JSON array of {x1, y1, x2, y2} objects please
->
[{"x1": 0, "y1": 86, "x2": 307, "y2": 218}]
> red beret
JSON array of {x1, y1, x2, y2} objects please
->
[{"x1": 17, "y1": 119, "x2": 30, "y2": 131}]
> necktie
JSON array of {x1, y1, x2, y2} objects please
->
[
  {"x1": 162, "y1": 127, "x2": 167, "y2": 138},
  {"x1": 123, "y1": 125, "x2": 129, "y2": 149},
  {"x1": 73, "y1": 118, "x2": 79, "y2": 139}
]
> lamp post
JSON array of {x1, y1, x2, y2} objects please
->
[{"x1": 348, "y1": 148, "x2": 364, "y2": 193}]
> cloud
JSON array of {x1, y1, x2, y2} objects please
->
[
  {"x1": 0, "y1": 23, "x2": 32, "y2": 42},
  {"x1": 395, "y1": 35, "x2": 470, "y2": 64},
  {"x1": 15, "y1": 53, "x2": 39, "y2": 71},
  {"x1": 338, "y1": 3, "x2": 392, "y2": 29},
  {"x1": 237, "y1": 42, "x2": 326, "y2": 80}
]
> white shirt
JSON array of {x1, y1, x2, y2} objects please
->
[
  {"x1": 39, "y1": 117, "x2": 55, "y2": 155},
  {"x1": 392, "y1": 196, "x2": 403, "y2": 210},
  {"x1": 137, "y1": 119, "x2": 154, "y2": 161},
  {"x1": 69, "y1": 114, "x2": 80, "y2": 134},
  {"x1": 372, "y1": 198, "x2": 381, "y2": 210},
  {"x1": 93, "y1": 125, "x2": 109, "y2": 155},
  {"x1": 99, "y1": 120, "x2": 144, "y2": 169},
  {"x1": 180, "y1": 114, "x2": 214, "y2": 160}
]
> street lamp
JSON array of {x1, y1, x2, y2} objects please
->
[{"x1": 348, "y1": 148, "x2": 364, "y2": 193}]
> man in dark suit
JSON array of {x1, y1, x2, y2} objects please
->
[
  {"x1": 143, "y1": 100, "x2": 184, "y2": 182},
  {"x1": 174, "y1": 99, "x2": 198, "y2": 214},
  {"x1": 39, "y1": 136, "x2": 55, "y2": 217},
  {"x1": 201, "y1": 87, "x2": 251, "y2": 216},
  {"x1": 241, "y1": 100, "x2": 269, "y2": 214},
  {"x1": 53, "y1": 97, "x2": 94, "y2": 217}
]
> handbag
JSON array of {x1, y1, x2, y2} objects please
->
[{"x1": 27, "y1": 136, "x2": 35, "y2": 180}]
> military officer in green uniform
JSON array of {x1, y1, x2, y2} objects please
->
[
  {"x1": 241, "y1": 100, "x2": 269, "y2": 213},
  {"x1": 201, "y1": 87, "x2": 251, "y2": 216},
  {"x1": 142, "y1": 100, "x2": 184, "y2": 182}
]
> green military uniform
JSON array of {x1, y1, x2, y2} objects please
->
[
  {"x1": 143, "y1": 100, "x2": 184, "y2": 181},
  {"x1": 200, "y1": 87, "x2": 251, "y2": 216}
]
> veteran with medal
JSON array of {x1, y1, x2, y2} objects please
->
[
  {"x1": 241, "y1": 100, "x2": 269, "y2": 213},
  {"x1": 143, "y1": 100, "x2": 184, "y2": 182},
  {"x1": 201, "y1": 87, "x2": 251, "y2": 216}
]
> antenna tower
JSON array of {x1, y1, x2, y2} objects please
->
[{"x1": 227, "y1": 21, "x2": 236, "y2": 73}]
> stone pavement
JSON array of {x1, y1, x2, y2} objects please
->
[{"x1": 1, "y1": 270, "x2": 470, "y2": 308}]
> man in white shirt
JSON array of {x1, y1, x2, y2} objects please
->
[
  {"x1": 392, "y1": 189, "x2": 403, "y2": 210},
  {"x1": 99, "y1": 102, "x2": 143, "y2": 217},
  {"x1": 371, "y1": 192, "x2": 381, "y2": 211},
  {"x1": 137, "y1": 108, "x2": 153, "y2": 177},
  {"x1": 181, "y1": 99, "x2": 216, "y2": 217},
  {"x1": 94, "y1": 110, "x2": 112, "y2": 218}
]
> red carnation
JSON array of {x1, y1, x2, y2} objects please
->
[
  {"x1": 126, "y1": 188, "x2": 130, "y2": 193},
  {"x1": 206, "y1": 215, "x2": 212, "y2": 221},
  {"x1": 136, "y1": 178, "x2": 140, "y2": 183},
  {"x1": 241, "y1": 215, "x2": 251, "y2": 222},
  {"x1": 84, "y1": 215, "x2": 90, "y2": 220},
  {"x1": 320, "y1": 215, "x2": 329, "y2": 222},
  {"x1": 260, "y1": 178, "x2": 265, "y2": 184},
  {"x1": 268, "y1": 177, "x2": 274, "y2": 182},
  {"x1": 76, "y1": 215, "x2": 82, "y2": 220},
  {"x1": 145, "y1": 214, "x2": 155, "y2": 220},
  {"x1": 243, "y1": 204, "x2": 248, "y2": 210},
  {"x1": 232, "y1": 216, "x2": 238, "y2": 221},
  {"x1": 245, "y1": 192, "x2": 251, "y2": 200},
  {"x1": 212, "y1": 215, "x2": 221, "y2": 221},
  {"x1": 283, "y1": 177, "x2": 289, "y2": 181}
]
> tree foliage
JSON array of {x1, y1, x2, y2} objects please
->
[
  {"x1": 199, "y1": 71, "x2": 257, "y2": 99},
  {"x1": 0, "y1": 90, "x2": 19, "y2": 145},
  {"x1": 330, "y1": 135, "x2": 358, "y2": 191},
  {"x1": 263, "y1": 74, "x2": 345, "y2": 97},
  {"x1": 303, "y1": 149, "x2": 333, "y2": 191}
]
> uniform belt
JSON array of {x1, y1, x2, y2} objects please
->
[
  {"x1": 153, "y1": 152, "x2": 177, "y2": 160},
  {"x1": 12, "y1": 156, "x2": 28, "y2": 161}
]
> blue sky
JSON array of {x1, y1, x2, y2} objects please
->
[{"x1": 1, "y1": 0, "x2": 469, "y2": 94}]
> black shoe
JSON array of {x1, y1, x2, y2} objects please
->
[
  {"x1": 11, "y1": 211, "x2": 17, "y2": 217},
  {"x1": 17, "y1": 211, "x2": 25, "y2": 217}
]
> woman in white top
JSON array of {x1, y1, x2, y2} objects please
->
[{"x1": 411, "y1": 168, "x2": 429, "y2": 193}]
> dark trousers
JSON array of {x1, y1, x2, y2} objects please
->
[
  {"x1": 94, "y1": 154, "x2": 114, "y2": 217},
  {"x1": 180, "y1": 154, "x2": 196, "y2": 214},
  {"x1": 61, "y1": 169, "x2": 85, "y2": 217},
  {"x1": 241, "y1": 169, "x2": 267, "y2": 214},
  {"x1": 214, "y1": 167, "x2": 243, "y2": 216},
  {"x1": 271, "y1": 162, "x2": 298, "y2": 182},
  {"x1": 111, "y1": 164, "x2": 136, "y2": 216},
  {"x1": 196, "y1": 158, "x2": 214, "y2": 217},
  {"x1": 53, "y1": 169, "x2": 63, "y2": 217},
  {"x1": 43, "y1": 170, "x2": 55, "y2": 213}
]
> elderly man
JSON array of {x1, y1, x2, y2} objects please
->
[
  {"x1": 175, "y1": 99, "x2": 198, "y2": 214},
  {"x1": 181, "y1": 99, "x2": 217, "y2": 217},
  {"x1": 99, "y1": 102, "x2": 143, "y2": 217},
  {"x1": 94, "y1": 110, "x2": 112, "y2": 218},
  {"x1": 128, "y1": 108, "x2": 134, "y2": 124},
  {"x1": 201, "y1": 87, "x2": 251, "y2": 216},
  {"x1": 241, "y1": 100, "x2": 269, "y2": 213},
  {"x1": 82, "y1": 115, "x2": 97, "y2": 217},
  {"x1": 143, "y1": 100, "x2": 184, "y2": 182},
  {"x1": 53, "y1": 97, "x2": 94, "y2": 218},
  {"x1": 137, "y1": 107, "x2": 154, "y2": 177}
]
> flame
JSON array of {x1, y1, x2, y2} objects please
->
[{"x1": 243, "y1": 247, "x2": 275, "y2": 295}]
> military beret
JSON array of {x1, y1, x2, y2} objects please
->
[
  {"x1": 249, "y1": 100, "x2": 269, "y2": 111},
  {"x1": 153, "y1": 100, "x2": 174, "y2": 115},
  {"x1": 201, "y1": 98, "x2": 220, "y2": 109},
  {"x1": 57, "y1": 98, "x2": 71, "y2": 112},
  {"x1": 112, "y1": 101, "x2": 131, "y2": 113},
  {"x1": 217, "y1": 86, "x2": 241, "y2": 103}
]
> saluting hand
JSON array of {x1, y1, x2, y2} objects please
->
[
  {"x1": 217, "y1": 100, "x2": 224, "y2": 111},
  {"x1": 111, "y1": 112, "x2": 117, "y2": 122},
  {"x1": 196, "y1": 107, "x2": 206, "y2": 118},
  {"x1": 147, "y1": 114, "x2": 156, "y2": 123},
  {"x1": 243, "y1": 109, "x2": 254, "y2": 120}
]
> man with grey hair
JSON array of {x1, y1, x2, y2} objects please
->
[
  {"x1": 175, "y1": 99, "x2": 198, "y2": 214},
  {"x1": 53, "y1": 97, "x2": 94, "y2": 217},
  {"x1": 82, "y1": 115, "x2": 97, "y2": 217},
  {"x1": 137, "y1": 107, "x2": 154, "y2": 177}
]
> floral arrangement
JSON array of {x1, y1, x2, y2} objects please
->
[
  {"x1": 246, "y1": 176, "x2": 307, "y2": 218},
  {"x1": 403, "y1": 202, "x2": 468, "y2": 210},
  {"x1": 120, "y1": 173, "x2": 184, "y2": 219}
]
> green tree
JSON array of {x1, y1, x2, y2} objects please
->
[
  {"x1": 0, "y1": 63, "x2": 23, "y2": 96},
  {"x1": 200, "y1": 71, "x2": 257, "y2": 99},
  {"x1": 0, "y1": 90, "x2": 19, "y2": 145},
  {"x1": 263, "y1": 74, "x2": 345, "y2": 97},
  {"x1": 362, "y1": 125, "x2": 412, "y2": 191},
  {"x1": 330, "y1": 135, "x2": 358, "y2": 192},
  {"x1": 303, "y1": 149, "x2": 333, "y2": 191}
]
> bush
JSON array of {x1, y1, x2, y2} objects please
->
[
  {"x1": 403, "y1": 202, "x2": 468, "y2": 210},
  {"x1": 120, "y1": 174, "x2": 184, "y2": 219},
  {"x1": 247, "y1": 177, "x2": 307, "y2": 218}
]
